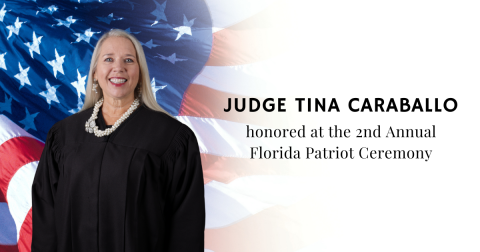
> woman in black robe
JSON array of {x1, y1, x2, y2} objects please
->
[{"x1": 31, "y1": 29, "x2": 205, "y2": 252}]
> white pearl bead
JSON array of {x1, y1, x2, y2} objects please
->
[{"x1": 86, "y1": 98, "x2": 139, "y2": 138}]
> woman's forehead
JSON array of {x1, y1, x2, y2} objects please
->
[{"x1": 99, "y1": 36, "x2": 136, "y2": 56}]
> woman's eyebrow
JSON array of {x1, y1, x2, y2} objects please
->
[{"x1": 102, "y1": 53, "x2": 136, "y2": 58}]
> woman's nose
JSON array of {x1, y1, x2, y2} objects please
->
[{"x1": 112, "y1": 60, "x2": 125, "y2": 71}]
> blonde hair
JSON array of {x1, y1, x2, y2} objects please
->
[{"x1": 80, "y1": 29, "x2": 171, "y2": 116}]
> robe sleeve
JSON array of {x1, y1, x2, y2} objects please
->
[
  {"x1": 31, "y1": 126, "x2": 61, "y2": 252},
  {"x1": 164, "y1": 125, "x2": 205, "y2": 252}
]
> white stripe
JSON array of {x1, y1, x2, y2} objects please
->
[
  {"x1": 192, "y1": 56, "x2": 295, "y2": 97},
  {"x1": 6, "y1": 161, "x2": 38, "y2": 241},
  {"x1": 205, "y1": 175, "x2": 315, "y2": 229},
  {"x1": 0, "y1": 114, "x2": 42, "y2": 146},
  {"x1": 176, "y1": 116, "x2": 289, "y2": 158},
  {"x1": 204, "y1": 0, "x2": 276, "y2": 29},
  {"x1": 211, "y1": 27, "x2": 224, "y2": 33},
  {"x1": 205, "y1": 183, "x2": 264, "y2": 229}
]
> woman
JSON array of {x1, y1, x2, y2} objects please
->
[{"x1": 31, "y1": 29, "x2": 205, "y2": 252}]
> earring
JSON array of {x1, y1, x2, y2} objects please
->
[
  {"x1": 137, "y1": 85, "x2": 142, "y2": 98},
  {"x1": 92, "y1": 79, "x2": 98, "y2": 94}
]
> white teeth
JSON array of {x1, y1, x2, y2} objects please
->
[{"x1": 109, "y1": 78, "x2": 127, "y2": 84}]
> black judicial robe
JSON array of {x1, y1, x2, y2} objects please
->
[{"x1": 31, "y1": 105, "x2": 205, "y2": 252}]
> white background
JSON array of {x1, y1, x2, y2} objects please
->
[{"x1": 281, "y1": 1, "x2": 480, "y2": 251}]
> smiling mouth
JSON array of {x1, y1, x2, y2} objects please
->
[{"x1": 109, "y1": 78, "x2": 127, "y2": 84}]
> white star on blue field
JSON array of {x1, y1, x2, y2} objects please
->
[
  {"x1": 56, "y1": 16, "x2": 77, "y2": 28},
  {"x1": 14, "y1": 62, "x2": 31, "y2": 89},
  {"x1": 74, "y1": 28, "x2": 100, "y2": 44},
  {"x1": 71, "y1": 69, "x2": 87, "y2": 97},
  {"x1": 151, "y1": 0, "x2": 167, "y2": 26},
  {"x1": 155, "y1": 53, "x2": 187, "y2": 64},
  {"x1": 173, "y1": 14, "x2": 195, "y2": 41},
  {"x1": 39, "y1": 79, "x2": 60, "y2": 108},
  {"x1": 0, "y1": 94, "x2": 12, "y2": 114},
  {"x1": 151, "y1": 77, "x2": 167, "y2": 101},
  {"x1": 0, "y1": 3, "x2": 8, "y2": 22},
  {"x1": 6, "y1": 17, "x2": 23, "y2": 40},
  {"x1": 24, "y1": 31, "x2": 43, "y2": 58},
  {"x1": 0, "y1": 0, "x2": 212, "y2": 141},
  {"x1": 19, "y1": 107, "x2": 39, "y2": 132},
  {"x1": 36, "y1": 5, "x2": 58, "y2": 15},
  {"x1": 141, "y1": 39, "x2": 160, "y2": 49},
  {"x1": 47, "y1": 49, "x2": 65, "y2": 78},
  {"x1": 0, "y1": 52, "x2": 7, "y2": 70}
]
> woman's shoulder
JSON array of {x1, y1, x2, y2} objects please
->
[
  {"x1": 51, "y1": 107, "x2": 92, "y2": 130},
  {"x1": 128, "y1": 106, "x2": 198, "y2": 155}
]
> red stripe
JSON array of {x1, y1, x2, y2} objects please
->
[
  {"x1": 0, "y1": 245, "x2": 19, "y2": 252},
  {"x1": 0, "y1": 190, "x2": 6, "y2": 202},
  {"x1": 201, "y1": 153, "x2": 289, "y2": 185},
  {"x1": 17, "y1": 208, "x2": 32, "y2": 252},
  {"x1": 178, "y1": 84, "x2": 289, "y2": 128},
  {"x1": 0, "y1": 137, "x2": 44, "y2": 201},
  {"x1": 205, "y1": 0, "x2": 290, "y2": 66}
]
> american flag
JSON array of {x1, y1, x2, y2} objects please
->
[{"x1": 0, "y1": 0, "x2": 315, "y2": 251}]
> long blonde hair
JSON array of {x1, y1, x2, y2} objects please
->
[{"x1": 80, "y1": 29, "x2": 170, "y2": 116}]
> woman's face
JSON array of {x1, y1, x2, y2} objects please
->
[{"x1": 94, "y1": 36, "x2": 140, "y2": 102}]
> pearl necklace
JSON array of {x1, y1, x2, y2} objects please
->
[{"x1": 85, "y1": 97, "x2": 140, "y2": 137}]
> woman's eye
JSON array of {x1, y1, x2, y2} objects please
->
[
  {"x1": 105, "y1": 58, "x2": 113, "y2": 62},
  {"x1": 125, "y1": 58, "x2": 134, "y2": 63}
]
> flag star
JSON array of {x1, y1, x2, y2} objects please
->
[
  {"x1": 37, "y1": 5, "x2": 58, "y2": 15},
  {"x1": 155, "y1": 53, "x2": 187, "y2": 64},
  {"x1": 55, "y1": 16, "x2": 77, "y2": 28},
  {"x1": 24, "y1": 31, "x2": 43, "y2": 58},
  {"x1": 150, "y1": 77, "x2": 166, "y2": 100},
  {"x1": 39, "y1": 79, "x2": 60, "y2": 108},
  {"x1": 47, "y1": 48, "x2": 65, "y2": 78},
  {"x1": 97, "y1": 13, "x2": 123, "y2": 24},
  {"x1": 150, "y1": 0, "x2": 167, "y2": 26},
  {"x1": 0, "y1": 3, "x2": 8, "y2": 22},
  {"x1": 173, "y1": 15, "x2": 195, "y2": 41},
  {"x1": 0, "y1": 52, "x2": 6, "y2": 70},
  {"x1": 14, "y1": 62, "x2": 31, "y2": 89},
  {"x1": 74, "y1": 28, "x2": 100, "y2": 44},
  {"x1": 140, "y1": 39, "x2": 160, "y2": 49},
  {"x1": 68, "y1": 96, "x2": 84, "y2": 114},
  {"x1": 19, "y1": 107, "x2": 39, "y2": 132},
  {"x1": 6, "y1": 17, "x2": 23, "y2": 40},
  {"x1": 0, "y1": 94, "x2": 12, "y2": 114},
  {"x1": 71, "y1": 69, "x2": 87, "y2": 96},
  {"x1": 125, "y1": 28, "x2": 140, "y2": 34}
]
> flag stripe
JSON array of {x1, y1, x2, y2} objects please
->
[
  {"x1": 0, "y1": 137, "x2": 43, "y2": 200},
  {"x1": 17, "y1": 209, "x2": 32, "y2": 252},
  {"x1": 0, "y1": 115, "x2": 41, "y2": 147},
  {"x1": 177, "y1": 116, "x2": 287, "y2": 158},
  {"x1": 0, "y1": 245, "x2": 19, "y2": 252},
  {"x1": 204, "y1": 0, "x2": 276, "y2": 29},
  {"x1": 191, "y1": 59, "x2": 292, "y2": 97},
  {"x1": 205, "y1": 205, "x2": 303, "y2": 252},
  {"x1": 205, "y1": 0, "x2": 289, "y2": 66},
  {"x1": 205, "y1": 176, "x2": 313, "y2": 229},
  {"x1": 201, "y1": 153, "x2": 289, "y2": 184},
  {"x1": 0, "y1": 202, "x2": 17, "y2": 245},
  {"x1": 6, "y1": 162, "x2": 37, "y2": 243}
]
